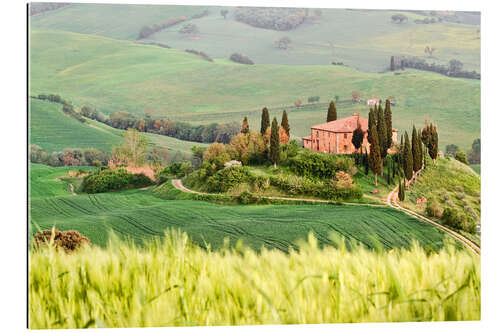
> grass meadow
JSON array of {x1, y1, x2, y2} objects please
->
[
  {"x1": 29, "y1": 30, "x2": 480, "y2": 150},
  {"x1": 29, "y1": 231, "x2": 480, "y2": 329}
]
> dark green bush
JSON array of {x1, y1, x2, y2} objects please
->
[
  {"x1": 289, "y1": 151, "x2": 355, "y2": 179},
  {"x1": 440, "y1": 207, "x2": 476, "y2": 233},
  {"x1": 80, "y1": 169, "x2": 152, "y2": 194},
  {"x1": 206, "y1": 166, "x2": 254, "y2": 192}
]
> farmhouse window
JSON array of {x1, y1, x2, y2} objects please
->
[
  {"x1": 344, "y1": 145, "x2": 347, "y2": 151},
  {"x1": 344, "y1": 133, "x2": 347, "y2": 139}
]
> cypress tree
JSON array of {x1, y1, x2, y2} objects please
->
[
  {"x1": 364, "y1": 147, "x2": 370, "y2": 175},
  {"x1": 416, "y1": 129, "x2": 423, "y2": 171},
  {"x1": 260, "y1": 107, "x2": 270, "y2": 135},
  {"x1": 429, "y1": 123, "x2": 439, "y2": 162},
  {"x1": 368, "y1": 108, "x2": 375, "y2": 144},
  {"x1": 411, "y1": 125, "x2": 419, "y2": 173},
  {"x1": 327, "y1": 101, "x2": 337, "y2": 122},
  {"x1": 241, "y1": 116, "x2": 249, "y2": 134},
  {"x1": 369, "y1": 125, "x2": 382, "y2": 186},
  {"x1": 377, "y1": 104, "x2": 388, "y2": 159},
  {"x1": 390, "y1": 56, "x2": 395, "y2": 71},
  {"x1": 269, "y1": 117, "x2": 280, "y2": 167},
  {"x1": 403, "y1": 131, "x2": 413, "y2": 185},
  {"x1": 398, "y1": 178, "x2": 405, "y2": 201},
  {"x1": 352, "y1": 123, "x2": 364, "y2": 153},
  {"x1": 281, "y1": 110, "x2": 290, "y2": 137},
  {"x1": 384, "y1": 99, "x2": 393, "y2": 149}
]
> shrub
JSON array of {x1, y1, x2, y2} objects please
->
[
  {"x1": 80, "y1": 169, "x2": 152, "y2": 194},
  {"x1": 425, "y1": 198, "x2": 441, "y2": 218},
  {"x1": 455, "y1": 150, "x2": 468, "y2": 164},
  {"x1": 206, "y1": 166, "x2": 254, "y2": 192},
  {"x1": 229, "y1": 53, "x2": 254, "y2": 65},
  {"x1": 234, "y1": 7, "x2": 307, "y2": 31},
  {"x1": 289, "y1": 151, "x2": 355, "y2": 179},
  {"x1": 32, "y1": 228, "x2": 90, "y2": 253},
  {"x1": 440, "y1": 207, "x2": 476, "y2": 232}
]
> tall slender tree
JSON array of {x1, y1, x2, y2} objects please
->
[
  {"x1": 377, "y1": 104, "x2": 388, "y2": 160},
  {"x1": 260, "y1": 107, "x2": 270, "y2": 135},
  {"x1": 327, "y1": 101, "x2": 337, "y2": 122},
  {"x1": 416, "y1": 129, "x2": 423, "y2": 171},
  {"x1": 269, "y1": 117, "x2": 280, "y2": 167},
  {"x1": 403, "y1": 131, "x2": 413, "y2": 186},
  {"x1": 411, "y1": 125, "x2": 419, "y2": 173},
  {"x1": 369, "y1": 125, "x2": 382, "y2": 186},
  {"x1": 368, "y1": 108, "x2": 375, "y2": 144},
  {"x1": 241, "y1": 116, "x2": 249, "y2": 134},
  {"x1": 398, "y1": 178, "x2": 405, "y2": 201},
  {"x1": 429, "y1": 123, "x2": 439, "y2": 162},
  {"x1": 281, "y1": 110, "x2": 290, "y2": 137},
  {"x1": 384, "y1": 99, "x2": 393, "y2": 149},
  {"x1": 352, "y1": 123, "x2": 364, "y2": 153},
  {"x1": 364, "y1": 147, "x2": 370, "y2": 175}
]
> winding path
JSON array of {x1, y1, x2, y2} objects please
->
[
  {"x1": 171, "y1": 179, "x2": 384, "y2": 207},
  {"x1": 172, "y1": 178, "x2": 481, "y2": 255}
]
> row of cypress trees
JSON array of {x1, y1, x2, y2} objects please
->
[
  {"x1": 240, "y1": 107, "x2": 292, "y2": 167},
  {"x1": 367, "y1": 100, "x2": 393, "y2": 186}
]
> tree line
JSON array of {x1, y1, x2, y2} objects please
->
[
  {"x1": 35, "y1": 94, "x2": 241, "y2": 144},
  {"x1": 390, "y1": 56, "x2": 480, "y2": 80}
]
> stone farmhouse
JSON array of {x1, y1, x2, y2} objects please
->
[{"x1": 302, "y1": 114, "x2": 398, "y2": 154}]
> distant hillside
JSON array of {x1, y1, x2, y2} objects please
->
[
  {"x1": 30, "y1": 4, "x2": 480, "y2": 71},
  {"x1": 29, "y1": 98, "x2": 207, "y2": 155},
  {"x1": 30, "y1": 30, "x2": 480, "y2": 149},
  {"x1": 29, "y1": 3, "x2": 210, "y2": 40}
]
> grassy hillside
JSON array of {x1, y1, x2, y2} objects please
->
[
  {"x1": 29, "y1": 98, "x2": 206, "y2": 154},
  {"x1": 30, "y1": 30, "x2": 480, "y2": 149},
  {"x1": 29, "y1": 232, "x2": 480, "y2": 329},
  {"x1": 29, "y1": 163, "x2": 95, "y2": 198},
  {"x1": 29, "y1": 3, "x2": 209, "y2": 40},
  {"x1": 30, "y1": 4, "x2": 479, "y2": 72}
]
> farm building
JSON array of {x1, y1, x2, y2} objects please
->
[
  {"x1": 302, "y1": 114, "x2": 398, "y2": 154},
  {"x1": 366, "y1": 98, "x2": 382, "y2": 107}
]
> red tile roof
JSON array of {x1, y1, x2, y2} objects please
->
[{"x1": 311, "y1": 115, "x2": 368, "y2": 133}]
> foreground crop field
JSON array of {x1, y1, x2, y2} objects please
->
[
  {"x1": 29, "y1": 231, "x2": 480, "y2": 329},
  {"x1": 30, "y1": 164, "x2": 452, "y2": 251},
  {"x1": 30, "y1": 30, "x2": 480, "y2": 149}
]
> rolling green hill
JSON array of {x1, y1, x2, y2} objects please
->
[
  {"x1": 29, "y1": 30, "x2": 480, "y2": 149},
  {"x1": 29, "y1": 98, "x2": 207, "y2": 154},
  {"x1": 30, "y1": 4, "x2": 479, "y2": 72},
  {"x1": 29, "y1": 3, "x2": 209, "y2": 40},
  {"x1": 29, "y1": 164, "x2": 451, "y2": 251}
]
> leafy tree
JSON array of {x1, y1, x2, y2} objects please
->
[
  {"x1": 455, "y1": 150, "x2": 468, "y2": 164},
  {"x1": 467, "y1": 138, "x2": 481, "y2": 164},
  {"x1": 260, "y1": 107, "x2": 270, "y2": 135},
  {"x1": 445, "y1": 144, "x2": 459, "y2": 157},
  {"x1": 327, "y1": 101, "x2": 337, "y2": 122},
  {"x1": 351, "y1": 90, "x2": 361, "y2": 102},
  {"x1": 220, "y1": 9, "x2": 228, "y2": 19},
  {"x1": 275, "y1": 36, "x2": 292, "y2": 50},
  {"x1": 269, "y1": 117, "x2": 280, "y2": 167},
  {"x1": 403, "y1": 131, "x2": 413, "y2": 184},
  {"x1": 215, "y1": 121, "x2": 240, "y2": 144},
  {"x1": 391, "y1": 14, "x2": 408, "y2": 23},
  {"x1": 281, "y1": 110, "x2": 290, "y2": 137},
  {"x1": 114, "y1": 129, "x2": 148, "y2": 166},
  {"x1": 351, "y1": 123, "x2": 364, "y2": 152},
  {"x1": 179, "y1": 23, "x2": 199, "y2": 35},
  {"x1": 241, "y1": 116, "x2": 249, "y2": 134},
  {"x1": 369, "y1": 125, "x2": 382, "y2": 186}
]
